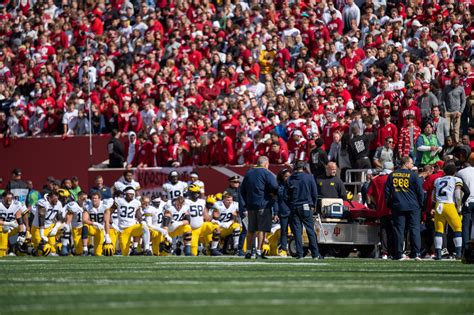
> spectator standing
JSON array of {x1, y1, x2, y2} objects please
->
[
  {"x1": 348, "y1": 125, "x2": 374, "y2": 170},
  {"x1": 417, "y1": 82, "x2": 439, "y2": 121},
  {"x1": 415, "y1": 121, "x2": 442, "y2": 167},
  {"x1": 373, "y1": 137, "x2": 394, "y2": 169},
  {"x1": 89, "y1": 175, "x2": 112, "y2": 200},
  {"x1": 342, "y1": 0, "x2": 361, "y2": 32},
  {"x1": 385, "y1": 156, "x2": 424, "y2": 260},
  {"x1": 108, "y1": 129, "x2": 125, "y2": 168},
  {"x1": 70, "y1": 176, "x2": 82, "y2": 201},
  {"x1": 26, "y1": 180, "x2": 41, "y2": 208},
  {"x1": 398, "y1": 115, "x2": 421, "y2": 160},
  {"x1": 286, "y1": 161, "x2": 322, "y2": 259},
  {"x1": 309, "y1": 138, "x2": 329, "y2": 179},
  {"x1": 456, "y1": 162, "x2": 474, "y2": 252},
  {"x1": 442, "y1": 76, "x2": 466, "y2": 143},
  {"x1": 240, "y1": 156, "x2": 278, "y2": 259},
  {"x1": 431, "y1": 106, "x2": 450, "y2": 147},
  {"x1": 6, "y1": 168, "x2": 29, "y2": 204}
]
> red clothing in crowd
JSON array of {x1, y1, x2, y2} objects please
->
[{"x1": 367, "y1": 173, "x2": 391, "y2": 217}]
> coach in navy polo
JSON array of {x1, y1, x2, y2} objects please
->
[{"x1": 241, "y1": 156, "x2": 278, "y2": 259}]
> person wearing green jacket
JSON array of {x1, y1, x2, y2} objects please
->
[{"x1": 416, "y1": 121, "x2": 442, "y2": 167}]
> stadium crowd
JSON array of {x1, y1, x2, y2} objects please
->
[
  {"x1": 1, "y1": 0, "x2": 474, "y2": 260},
  {"x1": 0, "y1": 0, "x2": 473, "y2": 169}
]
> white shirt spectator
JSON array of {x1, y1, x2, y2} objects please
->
[{"x1": 62, "y1": 109, "x2": 79, "y2": 135}]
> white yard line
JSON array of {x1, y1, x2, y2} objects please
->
[{"x1": 154, "y1": 261, "x2": 329, "y2": 266}]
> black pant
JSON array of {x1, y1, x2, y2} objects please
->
[
  {"x1": 392, "y1": 209, "x2": 421, "y2": 259},
  {"x1": 462, "y1": 202, "x2": 474, "y2": 251},
  {"x1": 279, "y1": 215, "x2": 289, "y2": 251},
  {"x1": 289, "y1": 207, "x2": 320, "y2": 258},
  {"x1": 380, "y1": 215, "x2": 395, "y2": 256}
]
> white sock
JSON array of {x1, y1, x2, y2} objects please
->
[
  {"x1": 435, "y1": 236, "x2": 443, "y2": 249},
  {"x1": 233, "y1": 236, "x2": 239, "y2": 248},
  {"x1": 82, "y1": 246, "x2": 87, "y2": 252},
  {"x1": 454, "y1": 237, "x2": 462, "y2": 248},
  {"x1": 133, "y1": 242, "x2": 138, "y2": 248},
  {"x1": 211, "y1": 241, "x2": 218, "y2": 249},
  {"x1": 61, "y1": 238, "x2": 69, "y2": 247},
  {"x1": 142, "y1": 226, "x2": 150, "y2": 250},
  {"x1": 256, "y1": 249, "x2": 262, "y2": 255}
]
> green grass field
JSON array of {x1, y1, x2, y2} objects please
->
[{"x1": 0, "y1": 256, "x2": 473, "y2": 315}]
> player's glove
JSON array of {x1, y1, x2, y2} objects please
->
[
  {"x1": 17, "y1": 232, "x2": 26, "y2": 245},
  {"x1": 104, "y1": 234, "x2": 112, "y2": 244},
  {"x1": 2, "y1": 225, "x2": 14, "y2": 233},
  {"x1": 39, "y1": 228, "x2": 49, "y2": 243},
  {"x1": 49, "y1": 223, "x2": 62, "y2": 237},
  {"x1": 93, "y1": 222, "x2": 104, "y2": 230}
]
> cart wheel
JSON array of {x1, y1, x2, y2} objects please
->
[
  {"x1": 288, "y1": 236, "x2": 298, "y2": 257},
  {"x1": 328, "y1": 246, "x2": 352, "y2": 258},
  {"x1": 358, "y1": 245, "x2": 375, "y2": 258}
]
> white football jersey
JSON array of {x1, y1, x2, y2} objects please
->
[
  {"x1": 434, "y1": 176, "x2": 463, "y2": 204},
  {"x1": 143, "y1": 203, "x2": 165, "y2": 226},
  {"x1": 84, "y1": 199, "x2": 113, "y2": 224},
  {"x1": 187, "y1": 198, "x2": 206, "y2": 229},
  {"x1": 114, "y1": 197, "x2": 141, "y2": 229},
  {"x1": 0, "y1": 200, "x2": 27, "y2": 222},
  {"x1": 163, "y1": 181, "x2": 188, "y2": 200},
  {"x1": 166, "y1": 199, "x2": 191, "y2": 222},
  {"x1": 213, "y1": 201, "x2": 238, "y2": 223},
  {"x1": 32, "y1": 198, "x2": 63, "y2": 228},
  {"x1": 115, "y1": 179, "x2": 141, "y2": 191},
  {"x1": 64, "y1": 201, "x2": 84, "y2": 228}
]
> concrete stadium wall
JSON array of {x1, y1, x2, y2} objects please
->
[{"x1": 0, "y1": 135, "x2": 110, "y2": 191}]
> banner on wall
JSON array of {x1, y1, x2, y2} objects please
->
[{"x1": 133, "y1": 167, "x2": 193, "y2": 199}]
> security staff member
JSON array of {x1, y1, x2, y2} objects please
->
[
  {"x1": 316, "y1": 162, "x2": 347, "y2": 208},
  {"x1": 385, "y1": 156, "x2": 424, "y2": 260},
  {"x1": 286, "y1": 161, "x2": 322, "y2": 259}
]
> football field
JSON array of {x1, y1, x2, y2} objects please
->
[{"x1": 1, "y1": 256, "x2": 473, "y2": 315}]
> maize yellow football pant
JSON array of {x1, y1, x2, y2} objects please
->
[
  {"x1": 119, "y1": 224, "x2": 144, "y2": 256},
  {"x1": 85, "y1": 225, "x2": 105, "y2": 256},
  {"x1": 31, "y1": 226, "x2": 56, "y2": 253},
  {"x1": 0, "y1": 228, "x2": 18, "y2": 257},
  {"x1": 434, "y1": 203, "x2": 462, "y2": 233},
  {"x1": 191, "y1": 222, "x2": 219, "y2": 256},
  {"x1": 169, "y1": 224, "x2": 192, "y2": 238},
  {"x1": 71, "y1": 227, "x2": 84, "y2": 255},
  {"x1": 150, "y1": 228, "x2": 164, "y2": 256},
  {"x1": 267, "y1": 229, "x2": 281, "y2": 256}
]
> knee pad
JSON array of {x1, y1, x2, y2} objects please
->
[
  {"x1": 183, "y1": 232, "x2": 192, "y2": 243},
  {"x1": 81, "y1": 226, "x2": 89, "y2": 239},
  {"x1": 212, "y1": 229, "x2": 220, "y2": 241}
]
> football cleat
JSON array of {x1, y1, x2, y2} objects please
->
[
  {"x1": 211, "y1": 248, "x2": 222, "y2": 256},
  {"x1": 244, "y1": 252, "x2": 252, "y2": 259},
  {"x1": 103, "y1": 243, "x2": 115, "y2": 256},
  {"x1": 256, "y1": 253, "x2": 268, "y2": 259},
  {"x1": 60, "y1": 245, "x2": 70, "y2": 257},
  {"x1": 159, "y1": 241, "x2": 172, "y2": 254},
  {"x1": 462, "y1": 240, "x2": 474, "y2": 264},
  {"x1": 36, "y1": 241, "x2": 52, "y2": 257},
  {"x1": 130, "y1": 248, "x2": 140, "y2": 256},
  {"x1": 145, "y1": 249, "x2": 153, "y2": 256}
]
